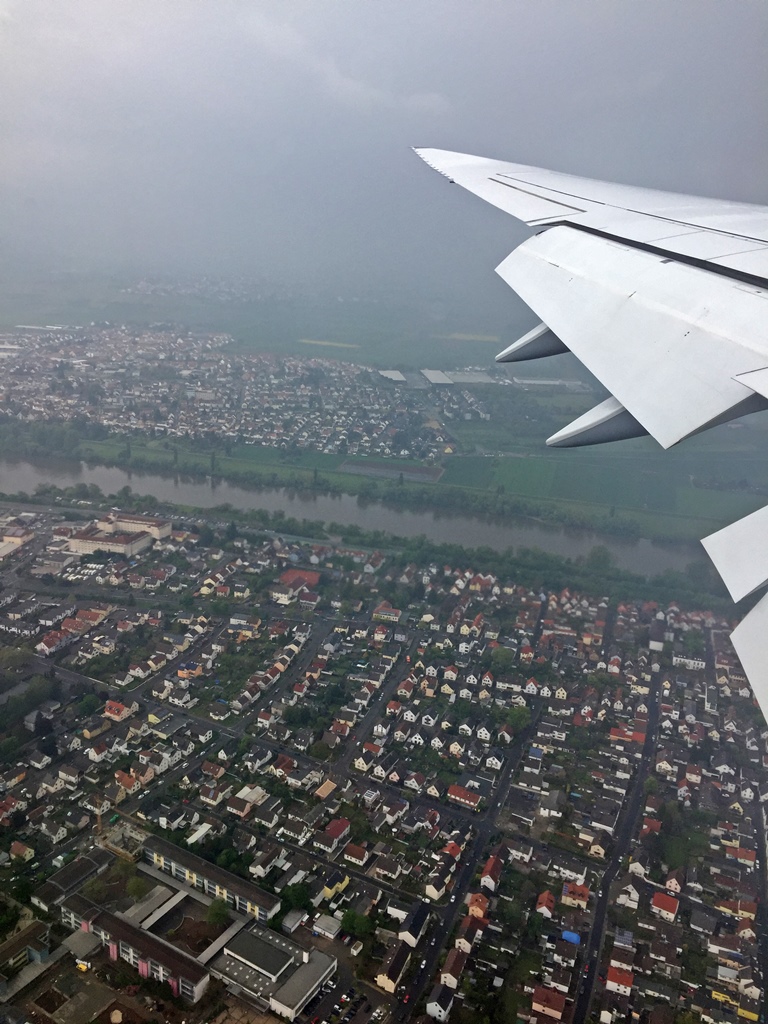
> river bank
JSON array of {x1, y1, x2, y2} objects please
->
[
  {"x1": 0, "y1": 455, "x2": 704, "y2": 577},
  {"x1": 2, "y1": 420, "x2": 764, "y2": 549}
]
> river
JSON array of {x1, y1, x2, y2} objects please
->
[{"x1": 0, "y1": 457, "x2": 701, "y2": 576}]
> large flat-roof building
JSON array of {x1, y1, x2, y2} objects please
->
[
  {"x1": 67, "y1": 511, "x2": 171, "y2": 557},
  {"x1": 144, "y1": 836, "x2": 281, "y2": 922},
  {"x1": 97, "y1": 512, "x2": 172, "y2": 541},
  {"x1": 31, "y1": 848, "x2": 113, "y2": 913},
  {"x1": 68, "y1": 526, "x2": 153, "y2": 557},
  {"x1": 83, "y1": 910, "x2": 210, "y2": 1003},
  {"x1": 225, "y1": 931, "x2": 295, "y2": 983},
  {"x1": 210, "y1": 925, "x2": 336, "y2": 1021},
  {"x1": 0, "y1": 921, "x2": 51, "y2": 994}
]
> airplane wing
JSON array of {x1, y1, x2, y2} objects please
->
[{"x1": 415, "y1": 148, "x2": 768, "y2": 702}]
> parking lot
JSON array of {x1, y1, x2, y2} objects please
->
[
  {"x1": 293, "y1": 931, "x2": 389, "y2": 1024},
  {"x1": 301, "y1": 977, "x2": 374, "y2": 1024}
]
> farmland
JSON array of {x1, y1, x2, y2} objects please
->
[{"x1": 38, "y1": 424, "x2": 768, "y2": 545}]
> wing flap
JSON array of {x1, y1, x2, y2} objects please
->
[
  {"x1": 729, "y1": 596, "x2": 768, "y2": 709},
  {"x1": 711, "y1": 247, "x2": 768, "y2": 276},
  {"x1": 702, "y1": 504, "x2": 768, "y2": 603},
  {"x1": 496, "y1": 227, "x2": 768, "y2": 448},
  {"x1": 640, "y1": 231, "x2": 768, "y2": 261}
]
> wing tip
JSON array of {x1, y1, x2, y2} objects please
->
[{"x1": 412, "y1": 148, "x2": 456, "y2": 180}]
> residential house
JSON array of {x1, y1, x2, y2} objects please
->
[
  {"x1": 426, "y1": 984, "x2": 455, "y2": 1022},
  {"x1": 376, "y1": 941, "x2": 411, "y2": 994},
  {"x1": 651, "y1": 892, "x2": 679, "y2": 923}
]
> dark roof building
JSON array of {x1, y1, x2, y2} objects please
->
[
  {"x1": 85, "y1": 910, "x2": 209, "y2": 1003},
  {"x1": 31, "y1": 848, "x2": 113, "y2": 913},
  {"x1": 376, "y1": 941, "x2": 411, "y2": 994},
  {"x1": 144, "y1": 836, "x2": 280, "y2": 921},
  {"x1": 398, "y1": 901, "x2": 431, "y2": 947}
]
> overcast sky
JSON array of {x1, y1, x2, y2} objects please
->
[{"x1": 1, "y1": 0, "x2": 766, "y2": 309}]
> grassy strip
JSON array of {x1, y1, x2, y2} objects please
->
[
  {"x1": 1, "y1": 415, "x2": 764, "y2": 543},
  {"x1": 78, "y1": 436, "x2": 767, "y2": 542}
]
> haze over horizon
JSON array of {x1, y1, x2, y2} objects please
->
[{"x1": 1, "y1": 0, "x2": 767, "y2": 317}]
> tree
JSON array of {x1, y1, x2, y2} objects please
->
[
  {"x1": 206, "y1": 899, "x2": 231, "y2": 928},
  {"x1": 0, "y1": 647, "x2": 30, "y2": 671},
  {"x1": 282, "y1": 883, "x2": 312, "y2": 913},
  {"x1": 506, "y1": 705, "x2": 531, "y2": 732},
  {"x1": 341, "y1": 909, "x2": 373, "y2": 940},
  {"x1": 10, "y1": 878, "x2": 33, "y2": 904},
  {"x1": 112, "y1": 858, "x2": 137, "y2": 880},
  {"x1": 82, "y1": 878, "x2": 109, "y2": 903},
  {"x1": 127, "y1": 875, "x2": 150, "y2": 900},
  {"x1": 0, "y1": 736, "x2": 20, "y2": 764},
  {"x1": 34, "y1": 716, "x2": 54, "y2": 737},
  {"x1": 585, "y1": 545, "x2": 614, "y2": 573},
  {"x1": 215, "y1": 848, "x2": 238, "y2": 871},
  {"x1": 525, "y1": 909, "x2": 544, "y2": 942},
  {"x1": 490, "y1": 647, "x2": 515, "y2": 674},
  {"x1": 675, "y1": 1012, "x2": 703, "y2": 1024},
  {"x1": 0, "y1": 895, "x2": 20, "y2": 934},
  {"x1": 78, "y1": 694, "x2": 102, "y2": 717},
  {"x1": 9, "y1": 809, "x2": 26, "y2": 830},
  {"x1": 682, "y1": 629, "x2": 705, "y2": 657},
  {"x1": 38, "y1": 735, "x2": 57, "y2": 758}
]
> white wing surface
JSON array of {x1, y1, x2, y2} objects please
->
[
  {"x1": 414, "y1": 149, "x2": 768, "y2": 272},
  {"x1": 415, "y1": 148, "x2": 768, "y2": 701}
]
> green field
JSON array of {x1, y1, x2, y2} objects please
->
[
  {"x1": 83, "y1": 437, "x2": 349, "y2": 481},
  {"x1": 429, "y1": 407, "x2": 768, "y2": 540},
  {"x1": 69, "y1": 425, "x2": 768, "y2": 545},
  {"x1": 442, "y1": 440, "x2": 768, "y2": 534}
]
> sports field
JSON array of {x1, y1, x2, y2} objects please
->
[{"x1": 298, "y1": 339, "x2": 360, "y2": 349}]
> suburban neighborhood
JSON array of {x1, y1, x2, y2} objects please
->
[
  {"x1": 0, "y1": 499, "x2": 763, "y2": 1024},
  {"x1": 0, "y1": 324, "x2": 497, "y2": 464}
]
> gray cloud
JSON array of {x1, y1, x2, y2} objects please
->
[{"x1": 0, "y1": 0, "x2": 765, "y2": 315}]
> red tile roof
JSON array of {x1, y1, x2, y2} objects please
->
[{"x1": 651, "y1": 891, "x2": 679, "y2": 917}]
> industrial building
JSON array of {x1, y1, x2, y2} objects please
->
[{"x1": 210, "y1": 925, "x2": 336, "y2": 1021}]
